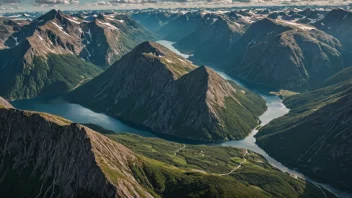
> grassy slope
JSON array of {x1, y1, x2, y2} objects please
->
[
  {"x1": 256, "y1": 79, "x2": 352, "y2": 192},
  {"x1": 324, "y1": 67, "x2": 352, "y2": 87},
  {"x1": 215, "y1": 81, "x2": 267, "y2": 140},
  {"x1": 101, "y1": 132, "x2": 327, "y2": 198},
  {"x1": 0, "y1": 54, "x2": 102, "y2": 100}
]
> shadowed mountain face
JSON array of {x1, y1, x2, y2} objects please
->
[
  {"x1": 66, "y1": 41, "x2": 267, "y2": 142},
  {"x1": 131, "y1": 11, "x2": 181, "y2": 32},
  {"x1": 175, "y1": 13, "x2": 248, "y2": 63},
  {"x1": 0, "y1": 18, "x2": 28, "y2": 49},
  {"x1": 156, "y1": 12, "x2": 202, "y2": 42},
  {"x1": 0, "y1": 97, "x2": 329, "y2": 198},
  {"x1": 314, "y1": 9, "x2": 352, "y2": 65},
  {"x1": 256, "y1": 79, "x2": 352, "y2": 192},
  {"x1": 0, "y1": 9, "x2": 154, "y2": 100},
  {"x1": 223, "y1": 18, "x2": 344, "y2": 91}
]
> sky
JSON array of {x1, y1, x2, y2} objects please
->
[{"x1": 0, "y1": 0, "x2": 351, "y2": 13}]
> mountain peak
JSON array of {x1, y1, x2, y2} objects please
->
[
  {"x1": 38, "y1": 9, "x2": 65, "y2": 22},
  {"x1": 134, "y1": 41, "x2": 166, "y2": 55},
  {"x1": 258, "y1": 17, "x2": 276, "y2": 25},
  {"x1": 96, "y1": 14, "x2": 106, "y2": 21},
  {"x1": 190, "y1": 65, "x2": 213, "y2": 76}
]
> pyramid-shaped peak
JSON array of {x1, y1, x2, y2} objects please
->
[
  {"x1": 38, "y1": 9, "x2": 66, "y2": 22},
  {"x1": 130, "y1": 41, "x2": 171, "y2": 57},
  {"x1": 183, "y1": 66, "x2": 223, "y2": 83}
]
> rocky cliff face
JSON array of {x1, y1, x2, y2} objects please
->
[
  {"x1": 314, "y1": 9, "x2": 352, "y2": 65},
  {"x1": 2, "y1": 9, "x2": 153, "y2": 68},
  {"x1": 66, "y1": 41, "x2": 266, "y2": 142},
  {"x1": 224, "y1": 18, "x2": 344, "y2": 91},
  {"x1": 256, "y1": 79, "x2": 352, "y2": 192},
  {"x1": 0, "y1": 98, "x2": 152, "y2": 198},
  {"x1": 0, "y1": 18, "x2": 28, "y2": 49}
]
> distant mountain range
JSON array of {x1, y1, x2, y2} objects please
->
[
  {"x1": 66, "y1": 41, "x2": 267, "y2": 142},
  {"x1": 136, "y1": 8, "x2": 351, "y2": 91}
]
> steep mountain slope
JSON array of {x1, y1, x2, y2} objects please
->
[
  {"x1": 175, "y1": 13, "x2": 248, "y2": 63},
  {"x1": 0, "y1": 98, "x2": 152, "y2": 198},
  {"x1": 0, "y1": 98, "x2": 328, "y2": 198},
  {"x1": 66, "y1": 41, "x2": 266, "y2": 142},
  {"x1": 0, "y1": 9, "x2": 154, "y2": 99},
  {"x1": 0, "y1": 52, "x2": 101, "y2": 100},
  {"x1": 131, "y1": 11, "x2": 181, "y2": 32},
  {"x1": 2, "y1": 9, "x2": 154, "y2": 68},
  {"x1": 224, "y1": 18, "x2": 344, "y2": 91},
  {"x1": 256, "y1": 79, "x2": 352, "y2": 192},
  {"x1": 156, "y1": 12, "x2": 202, "y2": 41},
  {"x1": 81, "y1": 14, "x2": 155, "y2": 67},
  {"x1": 314, "y1": 9, "x2": 352, "y2": 65}
]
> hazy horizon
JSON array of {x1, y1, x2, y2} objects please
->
[{"x1": 0, "y1": 0, "x2": 350, "y2": 14}]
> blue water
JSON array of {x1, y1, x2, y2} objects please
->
[{"x1": 11, "y1": 96, "x2": 156, "y2": 138}]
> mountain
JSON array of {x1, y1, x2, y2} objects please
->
[
  {"x1": 256, "y1": 79, "x2": 352, "y2": 192},
  {"x1": 0, "y1": 97, "x2": 153, "y2": 198},
  {"x1": 0, "y1": 9, "x2": 155, "y2": 100},
  {"x1": 314, "y1": 9, "x2": 352, "y2": 65},
  {"x1": 0, "y1": 52, "x2": 101, "y2": 100},
  {"x1": 0, "y1": 98, "x2": 329, "y2": 198},
  {"x1": 156, "y1": 12, "x2": 202, "y2": 42},
  {"x1": 131, "y1": 11, "x2": 181, "y2": 32},
  {"x1": 174, "y1": 13, "x2": 249, "y2": 63},
  {"x1": 224, "y1": 18, "x2": 344, "y2": 91},
  {"x1": 81, "y1": 14, "x2": 155, "y2": 67},
  {"x1": 2, "y1": 9, "x2": 154, "y2": 67},
  {"x1": 66, "y1": 41, "x2": 267, "y2": 142},
  {"x1": 0, "y1": 17, "x2": 28, "y2": 49}
]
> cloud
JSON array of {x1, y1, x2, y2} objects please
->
[
  {"x1": 0, "y1": 0, "x2": 20, "y2": 3},
  {"x1": 34, "y1": 0, "x2": 78, "y2": 4}
]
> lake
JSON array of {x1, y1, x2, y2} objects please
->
[{"x1": 11, "y1": 96, "x2": 156, "y2": 138}]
